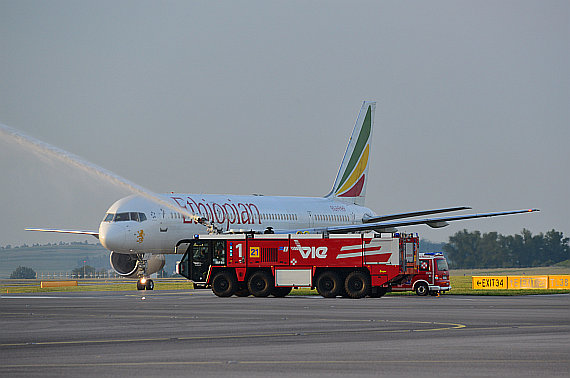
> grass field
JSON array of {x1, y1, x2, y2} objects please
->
[
  {"x1": 450, "y1": 266, "x2": 570, "y2": 277},
  {"x1": 2, "y1": 271, "x2": 569, "y2": 295}
]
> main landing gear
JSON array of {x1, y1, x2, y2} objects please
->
[{"x1": 137, "y1": 277, "x2": 154, "y2": 290}]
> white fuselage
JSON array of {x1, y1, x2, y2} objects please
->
[{"x1": 99, "y1": 194, "x2": 376, "y2": 254}]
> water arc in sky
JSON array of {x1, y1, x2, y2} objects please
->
[{"x1": 0, "y1": 123, "x2": 205, "y2": 227}]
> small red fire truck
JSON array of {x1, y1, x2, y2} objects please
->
[
  {"x1": 176, "y1": 233, "x2": 419, "y2": 298},
  {"x1": 391, "y1": 252, "x2": 451, "y2": 296}
]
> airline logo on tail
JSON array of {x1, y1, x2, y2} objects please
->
[{"x1": 328, "y1": 101, "x2": 375, "y2": 205}]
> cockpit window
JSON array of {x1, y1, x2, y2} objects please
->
[
  {"x1": 115, "y1": 212, "x2": 131, "y2": 222},
  {"x1": 105, "y1": 212, "x2": 147, "y2": 222}
]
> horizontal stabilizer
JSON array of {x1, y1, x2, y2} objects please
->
[{"x1": 26, "y1": 228, "x2": 99, "y2": 239}]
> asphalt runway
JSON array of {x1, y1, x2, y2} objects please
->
[{"x1": 1, "y1": 290, "x2": 568, "y2": 377}]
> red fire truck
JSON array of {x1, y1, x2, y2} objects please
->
[
  {"x1": 391, "y1": 252, "x2": 451, "y2": 296},
  {"x1": 176, "y1": 233, "x2": 419, "y2": 298}
]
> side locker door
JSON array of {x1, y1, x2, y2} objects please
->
[{"x1": 228, "y1": 239, "x2": 247, "y2": 268}]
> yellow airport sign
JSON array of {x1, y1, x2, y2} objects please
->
[
  {"x1": 508, "y1": 276, "x2": 548, "y2": 289},
  {"x1": 472, "y1": 276, "x2": 507, "y2": 289},
  {"x1": 548, "y1": 275, "x2": 570, "y2": 289},
  {"x1": 40, "y1": 281, "x2": 78, "y2": 288}
]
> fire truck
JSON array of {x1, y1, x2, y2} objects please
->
[
  {"x1": 391, "y1": 252, "x2": 451, "y2": 296},
  {"x1": 176, "y1": 233, "x2": 419, "y2": 298}
]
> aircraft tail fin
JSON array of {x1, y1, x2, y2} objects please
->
[{"x1": 326, "y1": 101, "x2": 375, "y2": 206}]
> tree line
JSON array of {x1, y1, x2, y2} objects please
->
[{"x1": 443, "y1": 229, "x2": 569, "y2": 269}]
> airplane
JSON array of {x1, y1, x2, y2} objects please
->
[{"x1": 24, "y1": 101, "x2": 538, "y2": 290}]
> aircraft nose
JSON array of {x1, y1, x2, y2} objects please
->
[{"x1": 99, "y1": 222, "x2": 127, "y2": 251}]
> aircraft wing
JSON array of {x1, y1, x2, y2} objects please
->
[
  {"x1": 286, "y1": 209, "x2": 539, "y2": 234},
  {"x1": 362, "y1": 206, "x2": 471, "y2": 223},
  {"x1": 26, "y1": 228, "x2": 99, "y2": 239}
]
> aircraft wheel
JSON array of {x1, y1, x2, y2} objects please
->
[
  {"x1": 344, "y1": 271, "x2": 370, "y2": 299},
  {"x1": 145, "y1": 279, "x2": 154, "y2": 290},
  {"x1": 247, "y1": 271, "x2": 273, "y2": 297},
  {"x1": 136, "y1": 280, "x2": 145, "y2": 290},
  {"x1": 415, "y1": 282, "x2": 429, "y2": 296},
  {"x1": 271, "y1": 287, "x2": 292, "y2": 297},
  {"x1": 212, "y1": 271, "x2": 237, "y2": 297},
  {"x1": 316, "y1": 271, "x2": 342, "y2": 298}
]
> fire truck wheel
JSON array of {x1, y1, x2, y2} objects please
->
[
  {"x1": 248, "y1": 271, "x2": 274, "y2": 297},
  {"x1": 316, "y1": 271, "x2": 342, "y2": 298},
  {"x1": 271, "y1": 287, "x2": 292, "y2": 297},
  {"x1": 415, "y1": 282, "x2": 429, "y2": 296},
  {"x1": 212, "y1": 271, "x2": 237, "y2": 297},
  {"x1": 344, "y1": 271, "x2": 371, "y2": 299}
]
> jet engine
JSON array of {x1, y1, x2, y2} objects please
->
[{"x1": 109, "y1": 252, "x2": 165, "y2": 278}]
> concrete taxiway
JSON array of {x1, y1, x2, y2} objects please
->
[{"x1": 1, "y1": 290, "x2": 569, "y2": 377}]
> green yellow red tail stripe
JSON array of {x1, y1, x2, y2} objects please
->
[{"x1": 326, "y1": 101, "x2": 375, "y2": 206}]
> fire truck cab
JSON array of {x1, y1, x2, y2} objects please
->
[
  {"x1": 176, "y1": 233, "x2": 419, "y2": 299},
  {"x1": 391, "y1": 252, "x2": 451, "y2": 296}
]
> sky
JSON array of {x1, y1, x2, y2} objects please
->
[{"x1": 0, "y1": 0, "x2": 568, "y2": 246}]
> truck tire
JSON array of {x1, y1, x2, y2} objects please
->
[
  {"x1": 212, "y1": 271, "x2": 237, "y2": 297},
  {"x1": 248, "y1": 271, "x2": 273, "y2": 297},
  {"x1": 316, "y1": 271, "x2": 342, "y2": 298},
  {"x1": 415, "y1": 282, "x2": 429, "y2": 296},
  {"x1": 344, "y1": 271, "x2": 371, "y2": 299},
  {"x1": 271, "y1": 287, "x2": 292, "y2": 297}
]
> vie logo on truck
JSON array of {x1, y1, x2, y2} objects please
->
[{"x1": 293, "y1": 246, "x2": 328, "y2": 259}]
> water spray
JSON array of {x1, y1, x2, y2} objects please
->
[{"x1": 0, "y1": 123, "x2": 215, "y2": 231}]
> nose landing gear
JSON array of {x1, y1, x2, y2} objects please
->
[{"x1": 137, "y1": 277, "x2": 154, "y2": 290}]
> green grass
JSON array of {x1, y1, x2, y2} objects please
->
[
  {"x1": 450, "y1": 266, "x2": 570, "y2": 276},
  {"x1": 2, "y1": 272, "x2": 569, "y2": 295}
]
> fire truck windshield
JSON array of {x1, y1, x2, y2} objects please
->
[{"x1": 436, "y1": 258, "x2": 449, "y2": 271}]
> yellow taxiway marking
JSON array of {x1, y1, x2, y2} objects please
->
[
  {"x1": 3, "y1": 322, "x2": 567, "y2": 348},
  {"x1": 0, "y1": 319, "x2": 467, "y2": 347}
]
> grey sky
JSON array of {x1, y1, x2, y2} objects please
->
[{"x1": 1, "y1": 1, "x2": 568, "y2": 246}]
